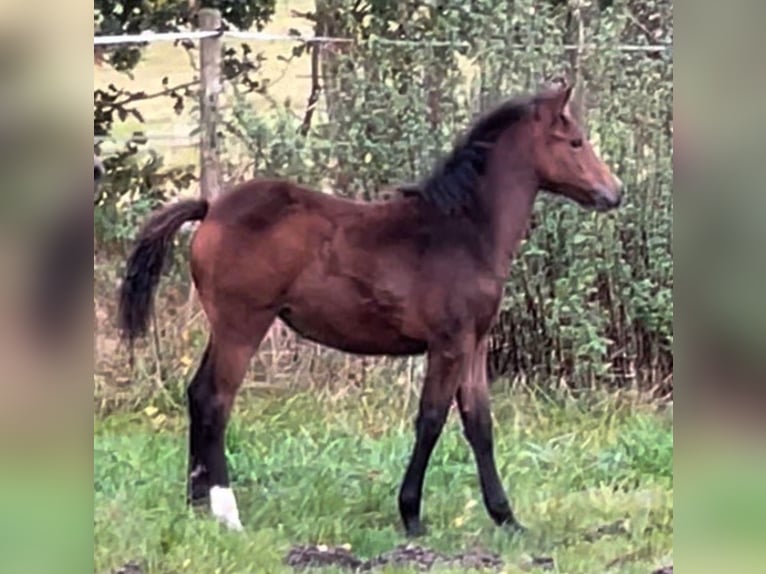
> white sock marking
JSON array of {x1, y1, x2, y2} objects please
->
[{"x1": 210, "y1": 486, "x2": 243, "y2": 531}]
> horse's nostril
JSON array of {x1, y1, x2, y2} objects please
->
[{"x1": 593, "y1": 186, "x2": 621, "y2": 211}]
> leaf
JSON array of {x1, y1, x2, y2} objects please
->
[
  {"x1": 572, "y1": 233, "x2": 588, "y2": 245},
  {"x1": 291, "y1": 44, "x2": 306, "y2": 58},
  {"x1": 130, "y1": 108, "x2": 144, "y2": 123}
]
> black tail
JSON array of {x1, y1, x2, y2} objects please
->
[{"x1": 118, "y1": 199, "x2": 209, "y2": 353}]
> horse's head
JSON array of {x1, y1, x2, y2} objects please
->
[{"x1": 528, "y1": 82, "x2": 623, "y2": 211}]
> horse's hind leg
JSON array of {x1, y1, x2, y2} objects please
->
[
  {"x1": 187, "y1": 341, "x2": 215, "y2": 506},
  {"x1": 186, "y1": 311, "x2": 275, "y2": 530}
]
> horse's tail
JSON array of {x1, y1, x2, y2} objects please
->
[{"x1": 118, "y1": 199, "x2": 209, "y2": 354}]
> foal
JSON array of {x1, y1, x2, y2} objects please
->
[{"x1": 118, "y1": 83, "x2": 622, "y2": 535}]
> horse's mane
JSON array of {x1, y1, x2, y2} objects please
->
[{"x1": 400, "y1": 94, "x2": 535, "y2": 214}]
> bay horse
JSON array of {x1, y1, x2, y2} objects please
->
[{"x1": 117, "y1": 83, "x2": 622, "y2": 536}]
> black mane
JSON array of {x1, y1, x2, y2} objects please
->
[{"x1": 401, "y1": 95, "x2": 534, "y2": 214}]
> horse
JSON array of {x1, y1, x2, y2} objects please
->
[{"x1": 117, "y1": 82, "x2": 623, "y2": 536}]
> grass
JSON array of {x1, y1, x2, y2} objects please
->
[{"x1": 94, "y1": 385, "x2": 672, "y2": 573}]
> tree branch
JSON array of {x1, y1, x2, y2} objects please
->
[
  {"x1": 299, "y1": 44, "x2": 322, "y2": 136},
  {"x1": 106, "y1": 80, "x2": 200, "y2": 108}
]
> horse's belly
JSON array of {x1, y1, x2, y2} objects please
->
[{"x1": 277, "y1": 301, "x2": 426, "y2": 356}]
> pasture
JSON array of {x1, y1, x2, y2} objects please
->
[{"x1": 95, "y1": 384, "x2": 672, "y2": 573}]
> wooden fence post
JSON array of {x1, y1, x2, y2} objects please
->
[{"x1": 199, "y1": 8, "x2": 222, "y2": 199}]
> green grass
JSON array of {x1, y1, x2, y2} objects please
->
[{"x1": 94, "y1": 386, "x2": 672, "y2": 573}]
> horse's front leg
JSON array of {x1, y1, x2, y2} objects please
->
[
  {"x1": 456, "y1": 337, "x2": 524, "y2": 532},
  {"x1": 398, "y1": 337, "x2": 474, "y2": 537}
]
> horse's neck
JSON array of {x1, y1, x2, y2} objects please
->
[{"x1": 480, "y1": 161, "x2": 538, "y2": 275}]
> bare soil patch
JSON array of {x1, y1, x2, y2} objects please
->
[{"x1": 284, "y1": 543, "x2": 521, "y2": 572}]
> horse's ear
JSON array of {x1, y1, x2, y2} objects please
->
[
  {"x1": 553, "y1": 82, "x2": 574, "y2": 113},
  {"x1": 564, "y1": 83, "x2": 574, "y2": 104},
  {"x1": 534, "y1": 80, "x2": 574, "y2": 122}
]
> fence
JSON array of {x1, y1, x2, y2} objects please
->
[
  {"x1": 94, "y1": 2, "x2": 673, "y2": 398},
  {"x1": 94, "y1": 6, "x2": 671, "y2": 196}
]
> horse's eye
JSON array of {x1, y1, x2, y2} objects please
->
[{"x1": 570, "y1": 138, "x2": 583, "y2": 149}]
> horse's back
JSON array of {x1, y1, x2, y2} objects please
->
[
  {"x1": 209, "y1": 178, "x2": 391, "y2": 218},
  {"x1": 190, "y1": 178, "x2": 410, "y2": 301},
  {"x1": 206, "y1": 178, "x2": 322, "y2": 226}
]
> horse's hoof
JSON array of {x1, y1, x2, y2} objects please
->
[
  {"x1": 187, "y1": 494, "x2": 209, "y2": 509},
  {"x1": 502, "y1": 519, "x2": 527, "y2": 536},
  {"x1": 210, "y1": 486, "x2": 244, "y2": 532},
  {"x1": 217, "y1": 515, "x2": 244, "y2": 531},
  {"x1": 404, "y1": 521, "x2": 427, "y2": 538}
]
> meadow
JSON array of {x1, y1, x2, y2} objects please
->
[{"x1": 94, "y1": 384, "x2": 672, "y2": 574}]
